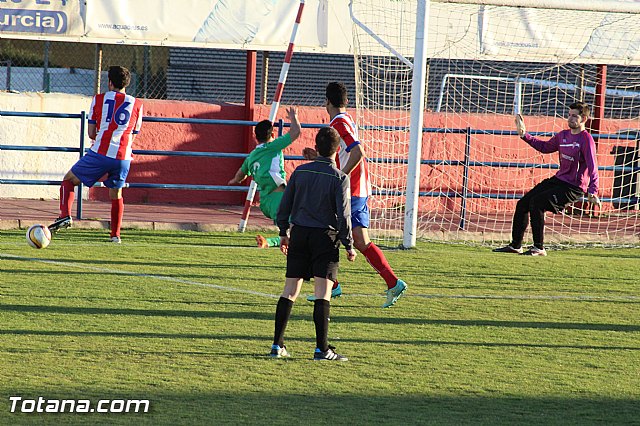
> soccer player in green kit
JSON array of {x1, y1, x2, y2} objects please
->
[{"x1": 228, "y1": 106, "x2": 301, "y2": 247}]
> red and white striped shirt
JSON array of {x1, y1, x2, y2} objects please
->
[
  {"x1": 89, "y1": 91, "x2": 143, "y2": 160},
  {"x1": 330, "y1": 112, "x2": 371, "y2": 197}
]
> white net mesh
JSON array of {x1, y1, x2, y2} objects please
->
[{"x1": 351, "y1": 0, "x2": 640, "y2": 247}]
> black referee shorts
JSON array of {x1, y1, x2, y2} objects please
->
[{"x1": 285, "y1": 225, "x2": 340, "y2": 281}]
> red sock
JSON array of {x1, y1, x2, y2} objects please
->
[
  {"x1": 332, "y1": 281, "x2": 339, "y2": 290},
  {"x1": 110, "y1": 198, "x2": 124, "y2": 238},
  {"x1": 362, "y1": 243, "x2": 398, "y2": 289},
  {"x1": 59, "y1": 180, "x2": 75, "y2": 217}
]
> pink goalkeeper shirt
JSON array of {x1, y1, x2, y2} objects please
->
[{"x1": 522, "y1": 129, "x2": 599, "y2": 195}]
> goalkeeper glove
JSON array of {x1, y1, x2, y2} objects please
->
[{"x1": 587, "y1": 193, "x2": 602, "y2": 207}]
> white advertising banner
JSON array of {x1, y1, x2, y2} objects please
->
[
  {"x1": 471, "y1": 4, "x2": 640, "y2": 64},
  {"x1": 0, "y1": 0, "x2": 84, "y2": 37},
  {"x1": 3, "y1": 0, "x2": 640, "y2": 63},
  {"x1": 83, "y1": 0, "x2": 328, "y2": 51}
]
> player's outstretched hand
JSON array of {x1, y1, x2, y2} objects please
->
[
  {"x1": 346, "y1": 248, "x2": 357, "y2": 262},
  {"x1": 302, "y1": 147, "x2": 318, "y2": 160},
  {"x1": 587, "y1": 192, "x2": 602, "y2": 208},
  {"x1": 515, "y1": 113, "x2": 526, "y2": 137},
  {"x1": 279, "y1": 236, "x2": 290, "y2": 256},
  {"x1": 287, "y1": 106, "x2": 298, "y2": 120}
]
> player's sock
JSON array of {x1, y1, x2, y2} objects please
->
[
  {"x1": 110, "y1": 198, "x2": 124, "y2": 238},
  {"x1": 273, "y1": 297, "x2": 294, "y2": 347},
  {"x1": 332, "y1": 281, "x2": 339, "y2": 290},
  {"x1": 313, "y1": 299, "x2": 330, "y2": 352},
  {"x1": 59, "y1": 180, "x2": 75, "y2": 218},
  {"x1": 362, "y1": 242, "x2": 398, "y2": 289},
  {"x1": 267, "y1": 236, "x2": 280, "y2": 247}
]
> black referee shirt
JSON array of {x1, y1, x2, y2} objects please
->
[{"x1": 276, "y1": 156, "x2": 353, "y2": 251}]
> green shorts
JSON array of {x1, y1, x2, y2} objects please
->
[{"x1": 259, "y1": 190, "x2": 284, "y2": 222}]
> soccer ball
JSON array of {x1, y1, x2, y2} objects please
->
[{"x1": 26, "y1": 224, "x2": 52, "y2": 249}]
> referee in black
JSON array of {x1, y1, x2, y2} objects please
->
[{"x1": 270, "y1": 126, "x2": 356, "y2": 361}]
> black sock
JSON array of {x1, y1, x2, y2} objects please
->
[
  {"x1": 273, "y1": 297, "x2": 293, "y2": 347},
  {"x1": 313, "y1": 299, "x2": 330, "y2": 352}
]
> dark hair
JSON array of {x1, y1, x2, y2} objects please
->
[
  {"x1": 569, "y1": 101, "x2": 590, "y2": 118},
  {"x1": 255, "y1": 120, "x2": 273, "y2": 143},
  {"x1": 326, "y1": 81, "x2": 348, "y2": 108},
  {"x1": 108, "y1": 66, "x2": 131, "y2": 90},
  {"x1": 315, "y1": 127, "x2": 341, "y2": 157}
]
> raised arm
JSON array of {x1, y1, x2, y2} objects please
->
[
  {"x1": 287, "y1": 106, "x2": 301, "y2": 142},
  {"x1": 516, "y1": 114, "x2": 560, "y2": 154}
]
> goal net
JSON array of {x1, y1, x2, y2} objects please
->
[{"x1": 351, "y1": 0, "x2": 640, "y2": 247}]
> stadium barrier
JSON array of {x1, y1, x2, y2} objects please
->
[{"x1": 1, "y1": 110, "x2": 639, "y2": 228}]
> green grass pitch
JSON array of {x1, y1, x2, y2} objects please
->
[{"x1": 1, "y1": 229, "x2": 638, "y2": 425}]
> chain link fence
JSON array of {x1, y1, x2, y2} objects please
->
[
  {"x1": 0, "y1": 39, "x2": 168, "y2": 99},
  {"x1": 5, "y1": 38, "x2": 640, "y2": 118},
  {"x1": 0, "y1": 38, "x2": 357, "y2": 107}
]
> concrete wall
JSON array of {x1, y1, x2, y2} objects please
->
[
  {"x1": 0, "y1": 91, "x2": 88, "y2": 199},
  {"x1": 2, "y1": 93, "x2": 636, "y2": 212},
  {"x1": 0, "y1": 93, "x2": 325, "y2": 204}
]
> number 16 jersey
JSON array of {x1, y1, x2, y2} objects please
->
[{"x1": 89, "y1": 91, "x2": 144, "y2": 160}]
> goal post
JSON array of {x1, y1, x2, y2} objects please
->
[
  {"x1": 350, "y1": 0, "x2": 640, "y2": 248},
  {"x1": 403, "y1": 0, "x2": 429, "y2": 249}
]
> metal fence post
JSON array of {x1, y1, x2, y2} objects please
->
[
  {"x1": 458, "y1": 126, "x2": 471, "y2": 230},
  {"x1": 43, "y1": 41, "x2": 50, "y2": 92},
  {"x1": 76, "y1": 111, "x2": 86, "y2": 220},
  {"x1": 6, "y1": 60, "x2": 11, "y2": 91},
  {"x1": 277, "y1": 118, "x2": 284, "y2": 136},
  {"x1": 94, "y1": 44, "x2": 103, "y2": 95},
  {"x1": 143, "y1": 46, "x2": 151, "y2": 98}
]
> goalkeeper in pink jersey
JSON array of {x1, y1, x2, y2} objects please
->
[
  {"x1": 49, "y1": 66, "x2": 143, "y2": 243},
  {"x1": 303, "y1": 82, "x2": 407, "y2": 308},
  {"x1": 494, "y1": 101, "x2": 601, "y2": 256}
]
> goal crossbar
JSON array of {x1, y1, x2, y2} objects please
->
[{"x1": 434, "y1": 0, "x2": 640, "y2": 14}]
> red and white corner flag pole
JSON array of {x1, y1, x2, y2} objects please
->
[{"x1": 238, "y1": 0, "x2": 305, "y2": 232}]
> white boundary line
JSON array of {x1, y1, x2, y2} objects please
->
[
  {"x1": 376, "y1": 293, "x2": 640, "y2": 302},
  {"x1": 3, "y1": 252, "x2": 639, "y2": 303},
  {"x1": 0, "y1": 253, "x2": 279, "y2": 299}
]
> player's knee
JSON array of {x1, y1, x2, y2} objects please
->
[
  {"x1": 354, "y1": 239, "x2": 369, "y2": 253},
  {"x1": 63, "y1": 171, "x2": 80, "y2": 185}
]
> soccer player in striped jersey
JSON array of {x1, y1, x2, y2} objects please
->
[
  {"x1": 303, "y1": 82, "x2": 408, "y2": 308},
  {"x1": 48, "y1": 65, "x2": 143, "y2": 243}
]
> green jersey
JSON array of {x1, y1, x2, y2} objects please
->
[{"x1": 241, "y1": 133, "x2": 293, "y2": 195}]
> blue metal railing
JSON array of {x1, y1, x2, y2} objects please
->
[{"x1": 1, "y1": 110, "x2": 639, "y2": 226}]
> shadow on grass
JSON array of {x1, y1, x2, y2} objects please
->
[
  {"x1": 0, "y1": 391, "x2": 638, "y2": 425},
  {"x1": 2, "y1": 304, "x2": 639, "y2": 333},
  {"x1": 4, "y1": 295, "x2": 266, "y2": 306},
  {"x1": 0, "y1": 329, "x2": 639, "y2": 351},
  {"x1": 6, "y1": 256, "x2": 283, "y2": 271}
]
